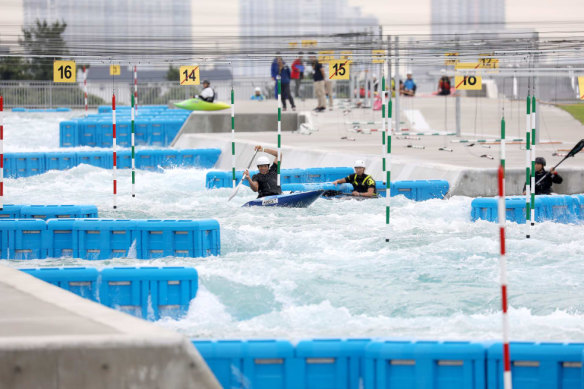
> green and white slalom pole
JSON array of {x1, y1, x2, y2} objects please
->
[
  {"x1": 530, "y1": 86, "x2": 536, "y2": 231},
  {"x1": 277, "y1": 75, "x2": 282, "y2": 186},
  {"x1": 231, "y1": 86, "x2": 236, "y2": 188},
  {"x1": 525, "y1": 82, "x2": 531, "y2": 238},
  {"x1": 131, "y1": 94, "x2": 136, "y2": 197}
]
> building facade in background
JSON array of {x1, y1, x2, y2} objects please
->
[
  {"x1": 239, "y1": 0, "x2": 378, "y2": 77},
  {"x1": 23, "y1": 0, "x2": 191, "y2": 51},
  {"x1": 431, "y1": 0, "x2": 505, "y2": 37}
]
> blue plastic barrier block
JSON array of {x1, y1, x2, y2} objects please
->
[
  {"x1": 98, "y1": 121, "x2": 113, "y2": 147},
  {"x1": 99, "y1": 266, "x2": 197, "y2": 320},
  {"x1": 10, "y1": 152, "x2": 46, "y2": 178},
  {"x1": 98, "y1": 105, "x2": 112, "y2": 114},
  {"x1": 77, "y1": 151, "x2": 113, "y2": 169},
  {"x1": 0, "y1": 219, "x2": 47, "y2": 259},
  {"x1": 12, "y1": 107, "x2": 26, "y2": 112},
  {"x1": 134, "y1": 118, "x2": 151, "y2": 145},
  {"x1": 135, "y1": 151, "x2": 157, "y2": 171},
  {"x1": 59, "y1": 121, "x2": 78, "y2": 147},
  {"x1": 364, "y1": 340, "x2": 486, "y2": 389},
  {"x1": 45, "y1": 219, "x2": 76, "y2": 258},
  {"x1": 572, "y1": 195, "x2": 584, "y2": 220},
  {"x1": 116, "y1": 121, "x2": 131, "y2": 147},
  {"x1": 417, "y1": 180, "x2": 449, "y2": 201},
  {"x1": 155, "y1": 149, "x2": 180, "y2": 169},
  {"x1": 116, "y1": 149, "x2": 132, "y2": 169},
  {"x1": 149, "y1": 122, "x2": 165, "y2": 146},
  {"x1": 74, "y1": 219, "x2": 139, "y2": 260},
  {"x1": 296, "y1": 338, "x2": 371, "y2": 389},
  {"x1": 20, "y1": 267, "x2": 99, "y2": 301},
  {"x1": 148, "y1": 266, "x2": 198, "y2": 319},
  {"x1": 136, "y1": 219, "x2": 220, "y2": 259},
  {"x1": 193, "y1": 340, "x2": 298, "y2": 389},
  {"x1": 179, "y1": 149, "x2": 221, "y2": 169},
  {"x1": 487, "y1": 342, "x2": 584, "y2": 389},
  {"x1": 20, "y1": 205, "x2": 98, "y2": 220},
  {"x1": 45, "y1": 152, "x2": 78, "y2": 171},
  {"x1": 0, "y1": 204, "x2": 22, "y2": 219},
  {"x1": 471, "y1": 196, "x2": 579, "y2": 224},
  {"x1": 164, "y1": 118, "x2": 185, "y2": 145},
  {"x1": 206, "y1": 171, "x2": 230, "y2": 189},
  {"x1": 79, "y1": 120, "x2": 98, "y2": 146}
]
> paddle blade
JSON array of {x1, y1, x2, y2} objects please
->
[
  {"x1": 228, "y1": 180, "x2": 244, "y2": 202},
  {"x1": 322, "y1": 190, "x2": 344, "y2": 197},
  {"x1": 567, "y1": 139, "x2": 584, "y2": 158}
]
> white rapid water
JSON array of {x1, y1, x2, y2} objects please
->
[{"x1": 2, "y1": 111, "x2": 584, "y2": 342}]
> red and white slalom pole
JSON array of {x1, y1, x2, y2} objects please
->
[
  {"x1": 112, "y1": 93, "x2": 117, "y2": 209},
  {"x1": 497, "y1": 162, "x2": 512, "y2": 388},
  {"x1": 133, "y1": 66, "x2": 138, "y2": 116},
  {"x1": 0, "y1": 96, "x2": 4, "y2": 210},
  {"x1": 83, "y1": 66, "x2": 88, "y2": 117}
]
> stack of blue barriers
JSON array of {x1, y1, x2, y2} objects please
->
[
  {"x1": 20, "y1": 266, "x2": 198, "y2": 320},
  {"x1": 60, "y1": 105, "x2": 190, "y2": 147},
  {"x1": 207, "y1": 168, "x2": 450, "y2": 202},
  {"x1": 471, "y1": 195, "x2": 584, "y2": 224},
  {"x1": 3, "y1": 149, "x2": 220, "y2": 178},
  {"x1": 193, "y1": 338, "x2": 584, "y2": 389},
  {"x1": 0, "y1": 218, "x2": 220, "y2": 259}
]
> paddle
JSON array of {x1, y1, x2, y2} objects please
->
[
  {"x1": 228, "y1": 150, "x2": 259, "y2": 202},
  {"x1": 535, "y1": 139, "x2": 584, "y2": 186},
  {"x1": 322, "y1": 189, "x2": 346, "y2": 197}
]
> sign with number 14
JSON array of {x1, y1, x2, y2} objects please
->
[
  {"x1": 329, "y1": 60, "x2": 350, "y2": 80},
  {"x1": 179, "y1": 66, "x2": 200, "y2": 85}
]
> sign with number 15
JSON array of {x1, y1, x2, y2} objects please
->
[{"x1": 328, "y1": 60, "x2": 350, "y2": 80}]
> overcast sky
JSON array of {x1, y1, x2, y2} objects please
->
[{"x1": 1, "y1": 0, "x2": 584, "y2": 40}]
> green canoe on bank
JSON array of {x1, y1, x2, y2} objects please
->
[{"x1": 174, "y1": 98, "x2": 230, "y2": 111}]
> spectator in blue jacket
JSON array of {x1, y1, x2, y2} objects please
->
[
  {"x1": 402, "y1": 73, "x2": 417, "y2": 96},
  {"x1": 271, "y1": 53, "x2": 282, "y2": 99},
  {"x1": 277, "y1": 58, "x2": 296, "y2": 111}
]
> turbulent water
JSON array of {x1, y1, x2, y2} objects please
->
[{"x1": 2, "y1": 111, "x2": 584, "y2": 342}]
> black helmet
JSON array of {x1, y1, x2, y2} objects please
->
[
  {"x1": 535, "y1": 157, "x2": 546, "y2": 166},
  {"x1": 203, "y1": 80, "x2": 210, "y2": 85}
]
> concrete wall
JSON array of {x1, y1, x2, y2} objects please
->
[
  {"x1": 175, "y1": 134, "x2": 584, "y2": 198},
  {"x1": 0, "y1": 265, "x2": 220, "y2": 389}
]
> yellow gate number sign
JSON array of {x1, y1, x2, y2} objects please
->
[
  {"x1": 329, "y1": 60, "x2": 350, "y2": 80},
  {"x1": 478, "y1": 58, "x2": 499, "y2": 69},
  {"x1": 179, "y1": 66, "x2": 200, "y2": 85},
  {"x1": 372, "y1": 49, "x2": 385, "y2": 63},
  {"x1": 109, "y1": 65, "x2": 121, "y2": 75},
  {"x1": 455, "y1": 75, "x2": 482, "y2": 90},
  {"x1": 318, "y1": 51, "x2": 334, "y2": 63},
  {"x1": 444, "y1": 53, "x2": 459, "y2": 66},
  {"x1": 578, "y1": 77, "x2": 584, "y2": 100},
  {"x1": 301, "y1": 40, "x2": 317, "y2": 48},
  {"x1": 53, "y1": 60, "x2": 76, "y2": 83}
]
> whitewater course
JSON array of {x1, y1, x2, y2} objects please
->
[{"x1": 1, "y1": 95, "x2": 584, "y2": 388}]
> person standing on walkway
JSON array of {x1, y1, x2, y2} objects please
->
[
  {"x1": 323, "y1": 62, "x2": 334, "y2": 110},
  {"x1": 277, "y1": 58, "x2": 296, "y2": 111},
  {"x1": 271, "y1": 53, "x2": 282, "y2": 99},
  {"x1": 291, "y1": 52, "x2": 305, "y2": 99},
  {"x1": 310, "y1": 53, "x2": 326, "y2": 112}
]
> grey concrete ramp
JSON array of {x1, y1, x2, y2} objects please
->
[
  {"x1": 0, "y1": 265, "x2": 220, "y2": 389},
  {"x1": 173, "y1": 97, "x2": 584, "y2": 197}
]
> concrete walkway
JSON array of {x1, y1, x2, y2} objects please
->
[
  {"x1": 0, "y1": 265, "x2": 220, "y2": 389},
  {"x1": 174, "y1": 97, "x2": 584, "y2": 197}
]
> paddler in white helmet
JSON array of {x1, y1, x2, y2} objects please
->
[
  {"x1": 244, "y1": 145, "x2": 282, "y2": 198},
  {"x1": 332, "y1": 160, "x2": 377, "y2": 197}
]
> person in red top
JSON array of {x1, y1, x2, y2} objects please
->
[{"x1": 291, "y1": 52, "x2": 305, "y2": 99}]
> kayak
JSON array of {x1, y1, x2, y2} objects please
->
[
  {"x1": 321, "y1": 190, "x2": 378, "y2": 200},
  {"x1": 174, "y1": 98, "x2": 230, "y2": 111},
  {"x1": 243, "y1": 190, "x2": 324, "y2": 208}
]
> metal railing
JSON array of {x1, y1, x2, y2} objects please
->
[{"x1": 0, "y1": 79, "x2": 352, "y2": 108}]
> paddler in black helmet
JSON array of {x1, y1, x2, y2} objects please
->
[
  {"x1": 523, "y1": 156, "x2": 563, "y2": 195},
  {"x1": 332, "y1": 160, "x2": 377, "y2": 197}
]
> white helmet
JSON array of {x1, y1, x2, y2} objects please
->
[
  {"x1": 255, "y1": 87, "x2": 261, "y2": 92},
  {"x1": 354, "y1": 159, "x2": 366, "y2": 168},
  {"x1": 257, "y1": 156, "x2": 270, "y2": 166}
]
